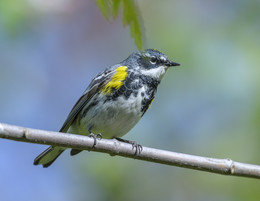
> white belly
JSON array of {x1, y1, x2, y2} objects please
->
[{"x1": 68, "y1": 91, "x2": 144, "y2": 138}]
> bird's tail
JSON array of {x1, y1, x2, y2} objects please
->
[{"x1": 34, "y1": 146, "x2": 65, "y2": 168}]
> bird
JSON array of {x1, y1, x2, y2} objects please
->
[{"x1": 34, "y1": 49, "x2": 180, "y2": 167}]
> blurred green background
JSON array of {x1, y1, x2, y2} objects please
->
[{"x1": 1, "y1": 0, "x2": 260, "y2": 201}]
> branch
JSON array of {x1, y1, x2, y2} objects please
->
[{"x1": 0, "y1": 122, "x2": 260, "y2": 179}]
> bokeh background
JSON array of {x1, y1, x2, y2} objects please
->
[{"x1": 1, "y1": 0, "x2": 260, "y2": 201}]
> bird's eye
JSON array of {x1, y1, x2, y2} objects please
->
[{"x1": 150, "y1": 56, "x2": 157, "y2": 64}]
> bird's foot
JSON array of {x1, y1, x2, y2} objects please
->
[
  {"x1": 114, "y1": 137, "x2": 143, "y2": 156},
  {"x1": 89, "y1": 133, "x2": 102, "y2": 148}
]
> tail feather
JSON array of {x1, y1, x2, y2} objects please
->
[{"x1": 34, "y1": 146, "x2": 65, "y2": 168}]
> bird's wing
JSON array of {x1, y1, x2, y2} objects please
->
[{"x1": 59, "y1": 69, "x2": 115, "y2": 133}]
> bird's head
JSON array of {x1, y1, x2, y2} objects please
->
[{"x1": 124, "y1": 49, "x2": 180, "y2": 81}]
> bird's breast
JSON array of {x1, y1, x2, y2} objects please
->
[{"x1": 72, "y1": 75, "x2": 158, "y2": 138}]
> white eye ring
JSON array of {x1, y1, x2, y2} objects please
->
[{"x1": 150, "y1": 56, "x2": 157, "y2": 64}]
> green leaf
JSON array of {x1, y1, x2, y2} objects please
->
[
  {"x1": 95, "y1": 0, "x2": 143, "y2": 50},
  {"x1": 111, "y1": 0, "x2": 121, "y2": 18},
  {"x1": 95, "y1": 0, "x2": 110, "y2": 20},
  {"x1": 122, "y1": 0, "x2": 142, "y2": 50}
]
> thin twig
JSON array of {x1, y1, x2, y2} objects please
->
[{"x1": 0, "y1": 122, "x2": 260, "y2": 179}]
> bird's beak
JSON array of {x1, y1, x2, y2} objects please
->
[{"x1": 166, "y1": 60, "x2": 180, "y2": 67}]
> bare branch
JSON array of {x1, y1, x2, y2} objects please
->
[{"x1": 0, "y1": 122, "x2": 260, "y2": 179}]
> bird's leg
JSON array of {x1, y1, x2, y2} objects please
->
[
  {"x1": 88, "y1": 128, "x2": 102, "y2": 148},
  {"x1": 114, "y1": 137, "x2": 143, "y2": 156}
]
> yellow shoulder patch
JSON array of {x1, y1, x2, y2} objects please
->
[{"x1": 101, "y1": 66, "x2": 128, "y2": 94}]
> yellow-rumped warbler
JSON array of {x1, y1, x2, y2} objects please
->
[{"x1": 34, "y1": 49, "x2": 180, "y2": 167}]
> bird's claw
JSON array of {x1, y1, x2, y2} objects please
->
[
  {"x1": 114, "y1": 137, "x2": 143, "y2": 156},
  {"x1": 89, "y1": 133, "x2": 102, "y2": 148},
  {"x1": 130, "y1": 141, "x2": 143, "y2": 156}
]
